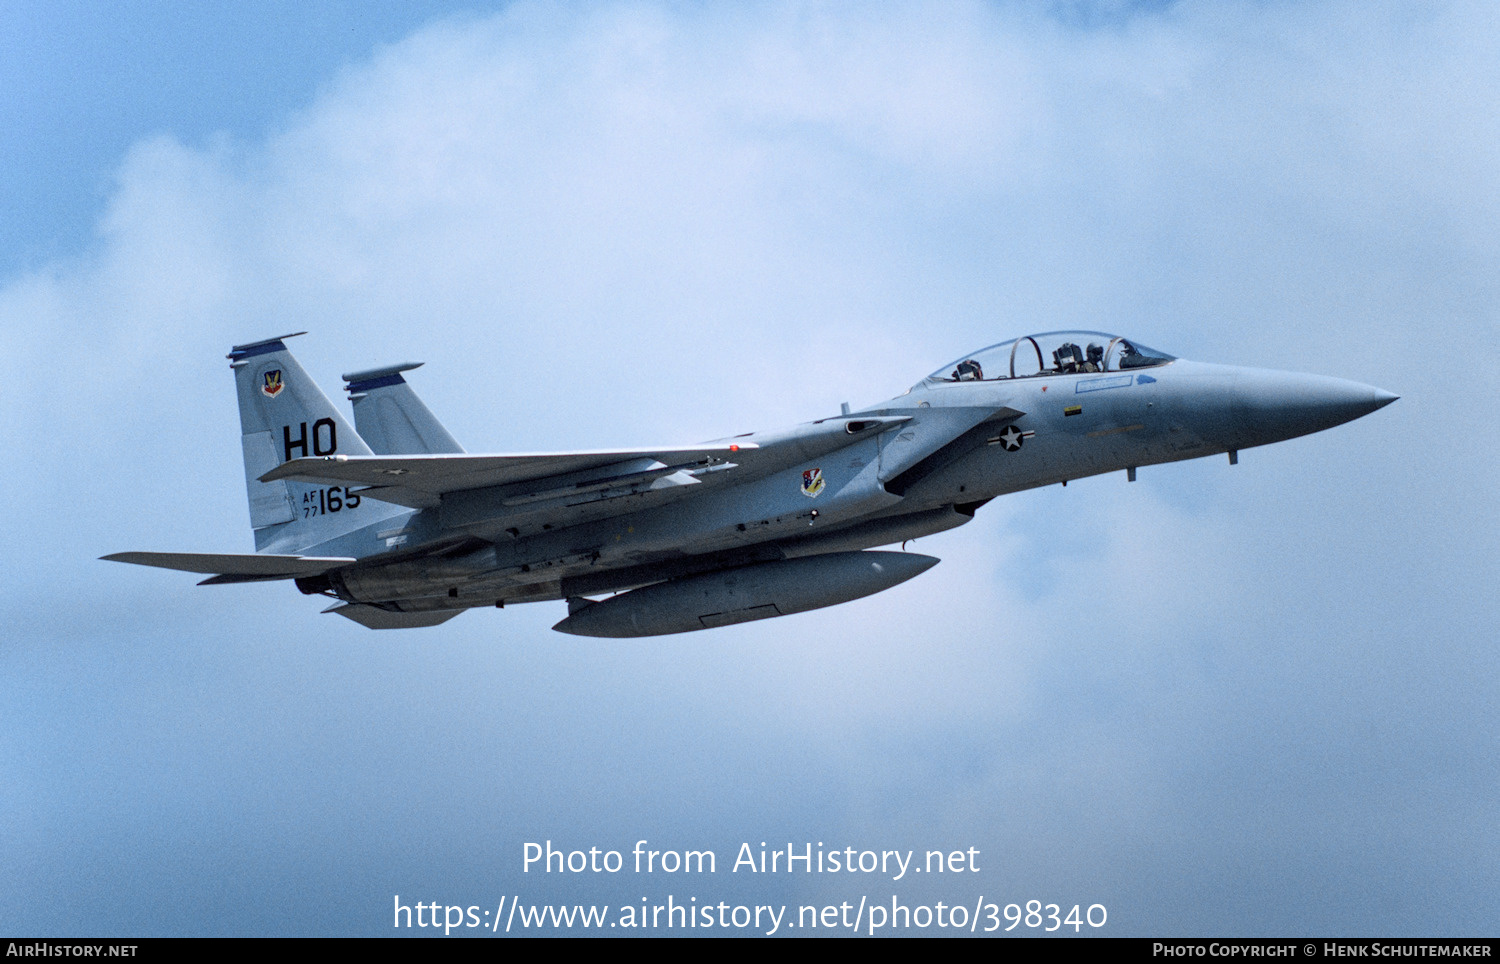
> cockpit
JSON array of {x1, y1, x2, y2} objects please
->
[{"x1": 929, "y1": 331, "x2": 1175, "y2": 383}]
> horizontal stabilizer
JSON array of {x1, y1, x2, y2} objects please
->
[
  {"x1": 260, "y1": 445, "x2": 758, "y2": 499},
  {"x1": 198, "y1": 572, "x2": 304, "y2": 585},
  {"x1": 324, "y1": 603, "x2": 464, "y2": 630},
  {"x1": 101, "y1": 551, "x2": 354, "y2": 578}
]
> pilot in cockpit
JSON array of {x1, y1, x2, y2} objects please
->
[
  {"x1": 1085, "y1": 343, "x2": 1104, "y2": 372},
  {"x1": 1053, "y1": 343, "x2": 1085, "y2": 374},
  {"x1": 953, "y1": 359, "x2": 983, "y2": 381}
]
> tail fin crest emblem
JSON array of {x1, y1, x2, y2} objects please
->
[{"x1": 262, "y1": 370, "x2": 285, "y2": 398}]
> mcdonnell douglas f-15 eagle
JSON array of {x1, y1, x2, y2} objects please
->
[{"x1": 104, "y1": 331, "x2": 1396, "y2": 635}]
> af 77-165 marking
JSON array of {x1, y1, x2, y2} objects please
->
[{"x1": 104, "y1": 331, "x2": 1396, "y2": 635}]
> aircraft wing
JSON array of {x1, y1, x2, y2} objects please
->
[
  {"x1": 259, "y1": 445, "x2": 758, "y2": 507},
  {"x1": 101, "y1": 551, "x2": 355, "y2": 579},
  {"x1": 259, "y1": 414, "x2": 930, "y2": 504}
]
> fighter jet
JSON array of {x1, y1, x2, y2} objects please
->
[{"x1": 104, "y1": 331, "x2": 1396, "y2": 635}]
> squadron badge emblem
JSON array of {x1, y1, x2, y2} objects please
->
[
  {"x1": 261, "y1": 369, "x2": 285, "y2": 398},
  {"x1": 801, "y1": 467, "x2": 825, "y2": 498}
]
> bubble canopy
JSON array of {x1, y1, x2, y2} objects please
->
[{"x1": 929, "y1": 331, "x2": 1176, "y2": 382}]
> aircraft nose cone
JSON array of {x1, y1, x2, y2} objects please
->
[
  {"x1": 1305, "y1": 379, "x2": 1399, "y2": 422},
  {"x1": 1231, "y1": 370, "x2": 1398, "y2": 445}
]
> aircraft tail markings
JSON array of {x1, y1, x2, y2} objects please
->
[{"x1": 227, "y1": 335, "x2": 405, "y2": 551}]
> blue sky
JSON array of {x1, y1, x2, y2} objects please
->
[{"x1": 3, "y1": 0, "x2": 1496, "y2": 937}]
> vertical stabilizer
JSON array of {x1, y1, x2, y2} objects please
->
[
  {"x1": 342, "y1": 362, "x2": 466, "y2": 455},
  {"x1": 227, "y1": 334, "x2": 402, "y2": 551}
]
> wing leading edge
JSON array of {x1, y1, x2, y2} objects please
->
[{"x1": 259, "y1": 444, "x2": 758, "y2": 507}]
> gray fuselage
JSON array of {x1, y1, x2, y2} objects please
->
[{"x1": 299, "y1": 355, "x2": 1395, "y2": 617}]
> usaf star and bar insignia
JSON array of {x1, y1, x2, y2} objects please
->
[{"x1": 990, "y1": 425, "x2": 1036, "y2": 452}]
